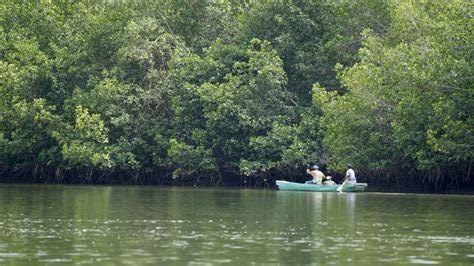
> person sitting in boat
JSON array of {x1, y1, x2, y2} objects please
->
[
  {"x1": 305, "y1": 165, "x2": 325, "y2": 185},
  {"x1": 342, "y1": 164, "x2": 357, "y2": 184},
  {"x1": 322, "y1": 176, "x2": 336, "y2": 185}
]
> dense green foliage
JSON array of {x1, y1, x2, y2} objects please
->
[{"x1": 1, "y1": 1, "x2": 472, "y2": 189}]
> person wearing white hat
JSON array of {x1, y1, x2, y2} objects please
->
[{"x1": 323, "y1": 176, "x2": 336, "y2": 185}]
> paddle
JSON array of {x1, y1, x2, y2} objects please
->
[{"x1": 337, "y1": 178, "x2": 346, "y2": 193}]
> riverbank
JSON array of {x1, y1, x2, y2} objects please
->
[{"x1": 1, "y1": 174, "x2": 473, "y2": 195}]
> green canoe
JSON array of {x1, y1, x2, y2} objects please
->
[{"x1": 276, "y1": 180, "x2": 368, "y2": 192}]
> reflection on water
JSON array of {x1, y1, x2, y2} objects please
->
[{"x1": 0, "y1": 184, "x2": 473, "y2": 265}]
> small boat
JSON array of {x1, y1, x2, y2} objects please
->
[{"x1": 276, "y1": 180, "x2": 368, "y2": 192}]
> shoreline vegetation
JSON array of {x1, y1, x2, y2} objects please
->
[
  {"x1": 1, "y1": 166, "x2": 472, "y2": 195},
  {"x1": 1, "y1": 1, "x2": 472, "y2": 193}
]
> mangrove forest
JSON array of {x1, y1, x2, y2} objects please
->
[{"x1": 0, "y1": 0, "x2": 472, "y2": 191}]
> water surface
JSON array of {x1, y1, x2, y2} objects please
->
[{"x1": 0, "y1": 184, "x2": 473, "y2": 265}]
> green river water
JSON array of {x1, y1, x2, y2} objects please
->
[{"x1": 0, "y1": 184, "x2": 473, "y2": 265}]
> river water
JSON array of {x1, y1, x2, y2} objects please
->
[{"x1": 0, "y1": 184, "x2": 473, "y2": 265}]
